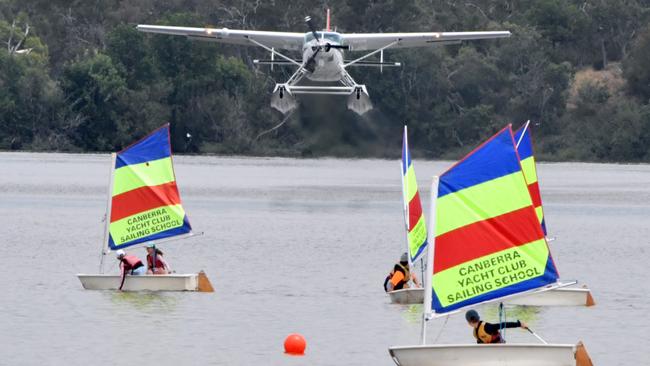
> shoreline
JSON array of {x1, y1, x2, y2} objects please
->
[{"x1": 1, "y1": 150, "x2": 649, "y2": 166}]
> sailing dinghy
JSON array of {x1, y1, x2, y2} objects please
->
[
  {"x1": 388, "y1": 124, "x2": 594, "y2": 307},
  {"x1": 388, "y1": 125, "x2": 592, "y2": 366},
  {"x1": 388, "y1": 126, "x2": 427, "y2": 304},
  {"x1": 77, "y1": 124, "x2": 213, "y2": 292},
  {"x1": 502, "y1": 122, "x2": 594, "y2": 307},
  {"x1": 388, "y1": 288, "x2": 424, "y2": 304}
]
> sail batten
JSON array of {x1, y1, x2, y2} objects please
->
[
  {"x1": 430, "y1": 125, "x2": 558, "y2": 314},
  {"x1": 107, "y1": 124, "x2": 192, "y2": 250}
]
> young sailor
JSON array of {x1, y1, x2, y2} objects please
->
[
  {"x1": 384, "y1": 252, "x2": 421, "y2": 292},
  {"x1": 145, "y1": 244, "x2": 171, "y2": 275},
  {"x1": 116, "y1": 249, "x2": 146, "y2": 290},
  {"x1": 465, "y1": 309, "x2": 528, "y2": 344}
]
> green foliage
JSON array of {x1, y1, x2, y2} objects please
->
[
  {"x1": 0, "y1": 16, "x2": 60, "y2": 149},
  {"x1": 106, "y1": 24, "x2": 159, "y2": 88},
  {"x1": 61, "y1": 53, "x2": 127, "y2": 150},
  {"x1": 525, "y1": 0, "x2": 588, "y2": 46},
  {"x1": 624, "y1": 26, "x2": 650, "y2": 102},
  {"x1": 560, "y1": 65, "x2": 650, "y2": 161},
  {"x1": 0, "y1": 0, "x2": 649, "y2": 161}
]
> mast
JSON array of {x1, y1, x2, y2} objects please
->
[
  {"x1": 421, "y1": 176, "x2": 439, "y2": 345},
  {"x1": 99, "y1": 153, "x2": 116, "y2": 273},
  {"x1": 400, "y1": 126, "x2": 412, "y2": 268},
  {"x1": 400, "y1": 163, "x2": 414, "y2": 269},
  {"x1": 516, "y1": 120, "x2": 530, "y2": 149}
]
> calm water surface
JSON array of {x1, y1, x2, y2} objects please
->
[{"x1": 0, "y1": 153, "x2": 647, "y2": 365}]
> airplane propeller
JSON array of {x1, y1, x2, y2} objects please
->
[
  {"x1": 304, "y1": 15, "x2": 348, "y2": 72},
  {"x1": 305, "y1": 16, "x2": 320, "y2": 42},
  {"x1": 305, "y1": 16, "x2": 349, "y2": 51}
]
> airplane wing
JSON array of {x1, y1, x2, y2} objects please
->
[
  {"x1": 136, "y1": 25, "x2": 305, "y2": 51},
  {"x1": 342, "y1": 31, "x2": 510, "y2": 51}
]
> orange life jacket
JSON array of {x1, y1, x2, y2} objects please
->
[
  {"x1": 473, "y1": 321, "x2": 502, "y2": 344},
  {"x1": 389, "y1": 263, "x2": 410, "y2": 289},
  {"x1": 396, "y1": 263, "x2": 410, "y2": 281}
]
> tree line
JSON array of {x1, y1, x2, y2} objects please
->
[{"x1": 1, "y1": 0, "x2": 650, "y2": 161}]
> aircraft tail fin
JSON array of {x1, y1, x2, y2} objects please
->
[{"x1": 326, "y1": 9, "x2": 331, "y2": 31}]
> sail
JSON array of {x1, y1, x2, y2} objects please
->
[
  {"x1": 107, "y1": 124, "x2": 192, "y2": 250},
  {"x1": 514, "y1": 123, "x2": 547, "y2": 235},
  {"x1": 401, "y1": 126, "x2": 428, "y2": 263},
  {"x1": 431, "y1": 125, "x2": 559, "y2": 314}
]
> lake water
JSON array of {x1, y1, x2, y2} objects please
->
[{"x1": 0, "y1": 153, "x2": 647, "y2": 365}]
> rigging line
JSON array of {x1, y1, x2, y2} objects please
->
[
  {"x1": 499, "y1": 303, "x2": 508, "y2": 341},
  {"x1": 343, "y1": 41, "x2": 399, "y2": 68},
  {"x1": 432, "y1": 314, "x2": 450, "y2": 343},
  {"x1": 419, "y1": 257, "x2": 424, "y2": 288},
  {"x1": 254, "y1": 109, "x2": 296, "y2": 141},
  {"x1": 245, "y1": 37, "x2": 302, "y2": 67},
  {"x1": 502, "y1": 303, "x2": 508, "y2": 340},
  {"x1": 498, "y1": 302, "x2": 505, "y2": 341}
]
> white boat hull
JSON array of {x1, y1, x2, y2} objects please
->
[
  {"x1": 388, "y1": 288, "x2": 424, "y2": 304},
  {"x1": 504, "y1": 287, "x2": 595, "y2": 307},
  {"x1": 389, "y1": 342, "x2": 593, "y2": 366},
  {"x1": 388, "y1": 287, "x2": 594, "y2": 307},
  {"x1": 77, "y1": 271, "x2": 214, "y2": 292}
]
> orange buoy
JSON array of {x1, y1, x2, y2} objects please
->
[{"x1": 284, "y1": 333, "x2": 306, "y2": 355}]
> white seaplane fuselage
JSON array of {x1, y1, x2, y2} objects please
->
[{"x1": 301, "y1": 32, "x2": 345, "y2": 82}]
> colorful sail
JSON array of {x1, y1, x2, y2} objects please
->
[
  {"x1": 401, "y1": 126, "x2": 428, "y2": 263},
  {"x1": 108, "y1": 124, "x2": 192, "y2": 250},
  {"x1": 514, "y1": 123, "x2": 547, "y2": 235},
  {"x1": 431, "y1": 125, "x2": 558, "y2": 314}
]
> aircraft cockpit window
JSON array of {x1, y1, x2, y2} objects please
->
[
  {"x1": 304, "y1": 32, "x2": 342, "y2": 44},
  {"x1": 323, "y1": 33, "x2": 342, "y2": 43}
]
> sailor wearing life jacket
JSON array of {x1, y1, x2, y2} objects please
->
[
  {"x1": 145, "y1": 244, "x2": 171, "y2": 275},
  {"x1": 465, "y1": 309, "x2": 528, "y2": 344},
  {"x1": 116, "y1": 249, "x2": 146, "y2": 290},
  {"x1": 383, "y1": 252, "x2": 421, "y2": 292}
]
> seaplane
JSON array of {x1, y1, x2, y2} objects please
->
[{"x1": 137, "y1": 10, "x2": 510, "y2": 115}]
